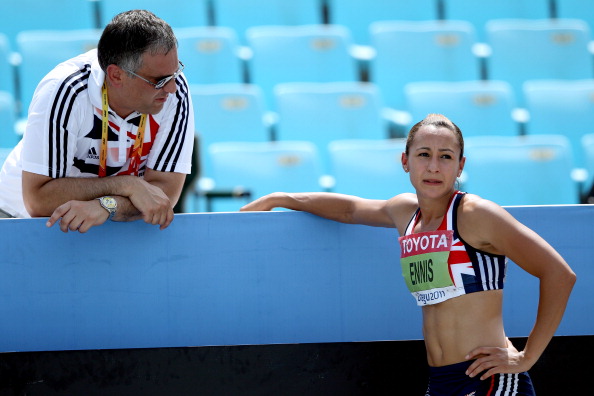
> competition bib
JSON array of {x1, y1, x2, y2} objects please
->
[{"x1": 399, "y1": 230, "x2": 462, "y2": 305}]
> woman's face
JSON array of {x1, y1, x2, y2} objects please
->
[{"x1": 402, "y1": 125, "x2": 465, "y2": 198}]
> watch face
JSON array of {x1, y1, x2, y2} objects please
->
[{"x1": 101, "y1": 197, "x2": 117, "y2": 209}]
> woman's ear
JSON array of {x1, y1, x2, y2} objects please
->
[
  {"x1": 401, "y1": 152, "x2": 409, "y2": 172},
  {"x1": 458, "y1": 156, "x2": 466, "y2": 177}
]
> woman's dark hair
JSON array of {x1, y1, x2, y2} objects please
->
[{"x1": 405, "y1": 114, "x2": 464, "y2": 160}]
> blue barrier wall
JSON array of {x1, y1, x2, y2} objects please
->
[{"x1": 0, "y1": 205, "x2": 592, "y2": 353}]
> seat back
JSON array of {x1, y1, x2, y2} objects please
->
[
  {"x1": 0, "y1": 91, "x2": 17, "y2": 149},
  {"x1": 485, "y1": 19, "x2": 593, "y2": 103},
  {"x1": 463, "y1": 135, "x2": 578, "y2": 205},
  {"x1": 0, "y1": 0, "x2": 96, "y2": 48},
  {"x1": 556, "y1": 0, "x2": 594, "y2": 34},
  {"x1": 0, "y1": 34, "x2": 15, "y2": 98},
  {"x1": 443, "y1": 0, "x2": 551, "y2": 42},
  {"x1": 213, "y1": 0, "x2": 323, "y2": 44},
  {"x1": 246, "y1": 25, "x2": 358, "y2": 108},
  {"x1": 191, "y1": 84, "x2": 271, "y2": 178},
  {"x1": 17, "y1": 29, "x2": 101, "y2": 115},
  {"x1": 275, "y1": 82, "x2": 387, "y2": 171},
  {"x1": 370, "y1": 20, "x2": 480, "y2": 110},
  {"x1": 100, "y1": 0, "x2": 210, "y2": 28},
  {"x1": 582, "y1": 133, "x2": 594, "y2": 190},
  {"x1": 328, "y1": 139, "x2": 410, "y2": 199},
  {"x1": 405, "y1": 80, "x2": 518, "y2": 136},
  {"x1": 523, "y1": 79, "x2": 594, "y2": 168},
  {"x1": 175, "y1": 27, "x2": 244, "y2": 85},
  {"x1": 208, "y1": 141, "x2": 324, "y2": 211},
  {"x1": 326, "y1": 0, "x2": 439, "y2": 45}
]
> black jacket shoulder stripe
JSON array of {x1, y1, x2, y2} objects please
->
[
  {"x1": 153, "y1": 75, "x2": 190, "y2": 172},
  {"x1": 48, "y1": 64, "x2": 91, "y2": 178}
]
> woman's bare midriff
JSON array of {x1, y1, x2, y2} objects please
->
[{"x1": 422, "y1": 289, "x2": 507, "y2": 367}]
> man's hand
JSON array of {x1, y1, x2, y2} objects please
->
[
  {"x1": 127, "y1": 178, "x2": 174, "y2": 230},
  {"x1": 46, "y1": 200, "x2": 110, "y2": 233}
]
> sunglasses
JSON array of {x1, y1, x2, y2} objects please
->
[{"x1": 123, "y1": 61, "x2": 185, "y2": 89}]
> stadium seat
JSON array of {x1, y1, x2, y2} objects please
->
[
  {"x1": 581, "y1": 133, "x2": 594, "y2": 194},
  {"x1": 0, "y1": 34, "x2": 15, "y2": 99},
  {"x1": 175, "y1": 26, "x2": 244, "y2": 85},
  {"x1": 485, "y1": 19, "x2": 593, "y2": 103},
  {"x1": 16, "y1": 29, "x2": 101, "y2": 117},
  {"x1": 326, "y1": 0, "x2": 439, "y2": 46},
  {"x1": 556, "y1": 0, "x2": 594, "y2": 33},
  {"x1": 463, "y1": 135, "x2": 578, "y2": 205},
  {"x1": 0, "y1": 0, "x2": 97, "y2": 48},
  {"x1": 404, "y1": 80, "x2": 519, "y2": 137},
  {"x1": 207, "y1": 141, "x2": 325, "y2": 211},
  {"x1": 0, "y1": 91, "x2": 18, "y2": 149},
  {"x1": 523, "y1": 79, "x2": 594, "y2": 169},
  {"x1": 442, "y1": 0, "x2": 552, "y2": 42},
  {"x1": 99, "y1": 0, "x2": 210, "y2": 28},
  {"x1": 212, "y1": 0, "x2": 323, "y2": 44},
  {"x1": 246, "y1": 25, "x2": 358, "y2": 109},
  {"x1": 190, "y1": 83, "x2": 272, "y2": 179},
  {"x1": 274, "y1": 82, "x2": 387, "y2": 171},
  {"x1": 370, "y1": 20, "x2": 480, "y2": 111},
  {"x1": 328, "y1": 139, "x2": 410, "y2": 199}
]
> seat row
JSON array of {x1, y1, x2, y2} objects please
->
[
  {"x1": 1, "y1": 17, "x2": 592, "y2": 125},
  {"x1": 188, "y1": 133, "x2": 594, "y2": 213},
  {"x1": 2, "y1": 0, "x2": 592, "y2": 47}
]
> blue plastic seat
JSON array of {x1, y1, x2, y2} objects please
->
[
  {"x1": 556, "y1": 0, "x2": 594, "y2": 33},
  {"x1": 404, "y1": 80, "x2": 519, "y2": 136},
  {"x1": 207, "y1": 141, "x2": 325, "y2": 211},
  {"x1": 16, "y1": 29, "x2": 101, "y2": 116},
  {"x1": 246, "y1": 25, "x2": 358, "y2": 109},
  {"x1": 0, "y1": 0, "x2": 97, "y2": 48},
  {"x1": 100, "y1": 0, "x2": 210, "y2": 28},
  {"x1": 485, "y1": 19, "x2": 593, "y2": 103},
  {"x1": 463, "y1": 135, "x2": 578, "y2": 205},
  {"x1": 581, "y1": 133, "x2": 594, "y2": 191},
  {"x1": 274, "y1": 82, "x2": 387, "y2": 172},
  {"x1": 0, "y1": 34, "x2": 15, "y2": 99},
  {"x1": 191, "y1": 83, "x2": 271, "y2": 179},
  {"x1": 0, "y1": 91, "x2": 18, "y2": 149},
  {"x1": 523, "y1": 79, "x2": 594, "y2": 169},
  {"x1": 175, "y1": 27, "x2": 244, "y2": 85},
  {"x1": 370, "y1": 20, "x2": 480, "y2": 111},
  {"x1": 326, "y1": 0, "x2": 439, "y2": 45},
  {"x1": 442, "y1": 0, "x2": 551, "y2": 42},
  {"x1": 212, "y1": 0, "x2": 323, "y2": 44},
  {"x1": 328, "y1": 139, "x2": 410, "y2": 199}
]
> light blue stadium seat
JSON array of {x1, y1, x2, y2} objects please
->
[
  {"x1": 326, "y1": 0, "x2": 439, "y2": 46},
  {"x1": 100, "y1": 0, "x2": 210, "y2": 28},
  {"x1": 523, "y1": 79, "x2": 594, "y2": 169},
  {"x1": 404, "y1": 80, "x2": 519, "y2": 137},
  {"x1": 246, "y1": 25, "x2": 358, "y2": 109},
  {"x1": 190, "y1": 83, "x2": 271, "y2": 179},
  {"x1": 16, "y1": 29, "x2": 101, "y2": 116},
  {"x1": 213, "y1": 0, "x2": 323, "y2": 44},
  {"x1": 207, "y1": 141, "x2": 325, "y2": 211},
  {"x1": 463, "y1": 135, "x2": 578, "y2": 205},
  {"x1": 442, "y1": 0, "x2": 551, "y2": 42},
  {"x1": 0, "y1": 91, "x2": 18, "y2": 149},
  {"x1": 274, "y1": 82, "x2": 387, "y2": 172},
  {"x1": 328, "y1": 139, "x2": 410, "y2": 199},
  {"x1": 0, "y1": 34, "x2": 15, "y2": 99},
  {"x1": 582, "y1": 133, "x2": 594, "y2": 192},
  {"x1": 0, "y1": 0, "x2": 97, "y2": 48},
  {"x1": 485, "y1": 19, "x2": 593, "y2": 104},
  {"x1": 175, "y1": 26, "x2": 244, "y2": 85},
  {"x1": 556, "y1": 0, "x2": 594, "y2": 32},
  {"x1": 370, "y1": 20, "x2": 480, "y2": 111}
]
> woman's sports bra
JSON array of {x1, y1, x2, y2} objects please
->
[{"x1": 398, "y1": 191, "x2": 507, "y2": 306}]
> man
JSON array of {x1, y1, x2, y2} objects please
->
[{"x1": 0, "y1": 10, "x2": 194, "y2": 232}]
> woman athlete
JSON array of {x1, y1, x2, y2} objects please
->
[{"x1": 240, "y1": 114, "x2": 576, "y2": 395}]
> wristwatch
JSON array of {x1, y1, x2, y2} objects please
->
[{"x1": 97, "y1": 196, "x2": 117, "y2": 220}]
